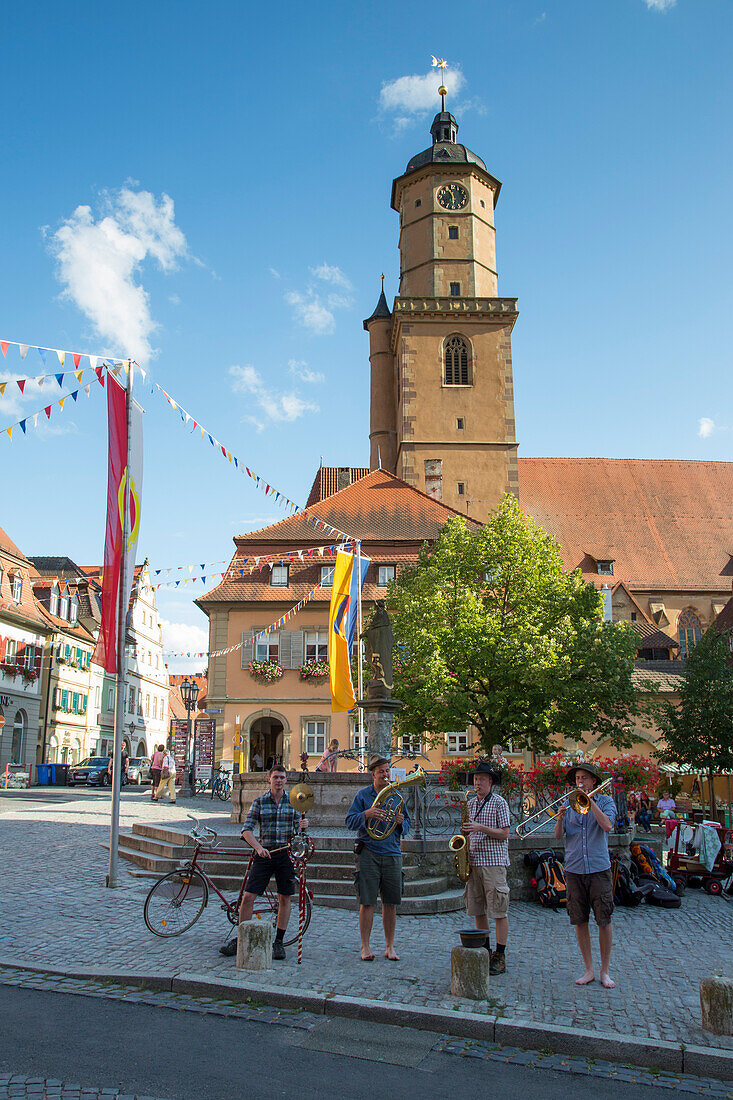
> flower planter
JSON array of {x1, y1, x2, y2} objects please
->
[
  {"x1": 298, "y1": 660, "x2": 329, "y2": 684},
  {"x1": 248, "y1": 660, "x2": 284, "y2": 685}
]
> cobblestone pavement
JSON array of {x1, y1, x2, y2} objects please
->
[
  {"x1": 0, "y1": 966, "x2": 732, "y2": 1097},
  {"x1": 1, "y1": 788, "x2": 731, "y2": 1057}
]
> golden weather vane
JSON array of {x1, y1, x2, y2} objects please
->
[{"x1": 431, "y1": 55, "x2": 449, "y2": 110}]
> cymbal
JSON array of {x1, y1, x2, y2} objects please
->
[{"x1": 289, "y1": 782, "x2": 314, "y2": 813}]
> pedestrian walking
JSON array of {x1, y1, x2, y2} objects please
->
[
  {"x1": 150, "y1": 744, "x2": 165, "y2": 801},
  {"x1": 155, "y1": 748, "x2": 177, "y2": 803}
]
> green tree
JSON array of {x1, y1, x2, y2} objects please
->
[
  {"x1": 657, "y1": 625, "x2": 733, "y2": 818},
  {"x1": 389, "y1": 496, "x2": 645, "y2": 757}
]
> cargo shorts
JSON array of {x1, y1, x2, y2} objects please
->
[
  {"x1": 354, "y1": 847, "x2": 402, "y2": 907},
  {"x1": 565, "y1": 868, "x2": 614, "y2": 926},
  {"x1": 464, "y1": 865, "x2": 510, "y2": 918}
]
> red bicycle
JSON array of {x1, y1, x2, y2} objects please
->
[{"x1": 143, "y1": 817, "x2": 314, "y2": 945}]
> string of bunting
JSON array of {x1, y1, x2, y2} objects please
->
[
  {"x1": 0, "y1": 336, "x2": 127, "y2": 371},
  {"x1": 1, "y1": 367, "x2": 107, "y2": 439},
  {"x1": 145, "y1": 371, "x2": 357, "y2": 544},
  {"x1": 163, "y1": 582, "x2": 321, "y2": 658}
]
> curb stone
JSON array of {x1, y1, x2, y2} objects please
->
[{"x1": 0, "y1": 956, "x2": 731, "y2": 1082}]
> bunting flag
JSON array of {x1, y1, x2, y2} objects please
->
[
  {"x1": 162, "y1": 583, "x2": 322, "y2": 658},
  {"x1": 328, "y1": 550, "x2": 370, "y2": 713},
  {"x1": 93, "y1": 372, "x2": 143, "y2": 674},
  {"x1": 0, "y1": 336, "x2": 125, "y2": 375},
  {"x1": 1, "y1": 367, "x2": 106, "y2": 440}
]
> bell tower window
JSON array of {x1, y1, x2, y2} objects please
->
[{"x1": 444, "y1": 335, "x2": 471, "y2": 386}]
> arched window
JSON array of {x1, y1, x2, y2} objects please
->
[
  {"x1": 444, "y1": 335, "x2": 471, "y2": 386},
  {"x1": 678, "y1": 609, "x2": 702, "y2": 658},
  {"x1": 11, "y1": 709, "x2": 26, "y2": 763}
]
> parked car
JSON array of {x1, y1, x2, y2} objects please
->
[
  {"x1": 69, "y1": 757, "x2": 112, "y2": 786},
  {"x1": 127, "y1": 757, "x2": 151, "y2": 784}
]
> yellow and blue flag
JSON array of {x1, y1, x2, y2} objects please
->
[{"x1": 328, "y1": 550, "x2": 370, "y2": 712}]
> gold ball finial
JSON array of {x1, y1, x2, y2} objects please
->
[{"x1": 438, "y1": 85, "x2": 448, "y2": 97}]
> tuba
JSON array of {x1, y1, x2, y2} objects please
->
[
  {"x1": 449, "y1": 792, "x2": 474, "y2": 883},
  {"x1": 365, "y1": 767, "x2": 426, "y2": 840}
]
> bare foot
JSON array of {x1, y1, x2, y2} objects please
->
[
  {"x1": 575, "y1": 970, "x2": 595, "y2": 985},
  {"x1": 600, "y1": 972, "x2": 616, "y2": 989},
  {"x1": 384, "y1": 949, "x2": 400, "y2": 961}
]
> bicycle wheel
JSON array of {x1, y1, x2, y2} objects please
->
[
  {"x1": 144, "y1": 869, "x2": 209, "y2": 937},
  {"x1": 216, "y1": 777, "x2": 232, "y2": 802}
]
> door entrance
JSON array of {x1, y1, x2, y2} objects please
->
[{"x1": 249, "y1": 717, "x2": 284, "y2": 771}]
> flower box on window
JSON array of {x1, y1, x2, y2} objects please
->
[
  {"x1": 19, "y1": 668, "x2": 38, "y2": 684},
  {"x1": 248, "y1": 660, "x2": 284, "y2": 684},
  {"x1": 298, "y1": 660, "x2": 329, "y2": 683},
  {"x1": 1, "y1": 662, "x2": 18, "y2": 677}
]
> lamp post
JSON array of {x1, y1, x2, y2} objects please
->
[{"x1": 180, "y1": 677, "x2": 200, "y2": 795}]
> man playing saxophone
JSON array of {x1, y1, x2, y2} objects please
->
[
  {"x1": 461, "y1": 760, "x2": 511, "y2": 975},
  {"x1": 346, "y1": 754, "x2": 410, "y2": 962}
]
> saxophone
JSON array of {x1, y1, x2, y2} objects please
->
[{"x1": 449, "y1": 792, "x2": 474, "y2": 883}]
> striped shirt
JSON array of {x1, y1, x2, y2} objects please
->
[
  {"x1": 242, "y1": 790, "x2": 302, "y2": 849},
  {"x1": 468, "y1": 791, "x2": 511, "y2": 867}
]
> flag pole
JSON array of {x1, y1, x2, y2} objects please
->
[
  {"x1": 356, "y1": 540, "x2": 365, "y2": 770},
  {"x1": 107, "y1": 360, "x2": 133, "y2": 888}
]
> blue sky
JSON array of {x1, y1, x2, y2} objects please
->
[{"x1": 1, "y1": 0, "x2": 731, "y2": 668}]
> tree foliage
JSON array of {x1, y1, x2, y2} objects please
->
[
  {"x1": 389, "y1": 496, "x2": 644, "y2": 756},
  {"x1": 657, "y1": 625, "x2": 733, "y2": 815}
]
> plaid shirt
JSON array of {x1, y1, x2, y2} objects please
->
[
  {"x1": 242, "y1": 790, "x2": 301, "y2": 849},
  {"x1": 468, "y1": 791, "x2": 511, "y2": 867}
]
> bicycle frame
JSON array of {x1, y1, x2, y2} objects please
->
[{"x1": 181, "y1": 840, "x2": 310, "y2": 923}]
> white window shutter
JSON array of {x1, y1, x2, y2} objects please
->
[
  {"x1": 240, "y1": 631, "x2": 254, "y2": 668},
  {"x1": 291, "y1": 629, "x2": 305, "y2": 668},
  {"x1": 279, "y1": 631, "x2": 293, "y2": 669}
]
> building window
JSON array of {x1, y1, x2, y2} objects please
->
[
  {"x1": 678, "y1": 609, "x2": 703, "y2": 658},
  {"x1": 128, "y1": 687, "x2": 135, "y2": 714},
  {"x1": 50, "y1": 585, "x2": 59, "y2": 616},
  {"x1": 596, "y1": 561, "x2": 614, "y2": 575},
  {"x1": 24, "y1": 645, "x2": 35, "y2": 671},
  {"x1": 320, "y1": 565, "x2": 335, "y2": 587},
  {"x1": 72, "y1": 692, "x2": 79, "y2": 714},
  {"x1": 306, "y1": 630, "x2": 328, "y2": 661},
  {"x1": 480, "y1": 199, "x2": 486, "y2": 208},
  {"x1": 11, "y1": 574, "x2": 22, "y2": 602},
  {"x1": 446, "y1": 731, "x2": 470, "y2": 755},
  {"x1": 449, "y1": 282, "x2": 461, "y2": 297},
  {"x1": 444, "y1": 335, "x2": 471, "y2": 386},
  {"x1": 5, "y1": 639, "x2": 17, "y2": 665},
  {"x1": 303, "y1": 719, "x2": 327, "y2": 756},
  {"x1": 59, "y1": 595, "x2": 68, "y2": 620},
  {"x1": 107, "y1": 686, "x2": 115, "y2": 712},
  {"x1": 145, "y1": 694, "x2": 150, "y2": 717},
  {"x1": 271, "y1": 565, "x2": 289, "y2": 587},
  {"x1": 414, "y1": 198, "x2": 421, "y2": 208},
  {"x1": 631, "y1": 612, "x2": 637, "y2": 623},
  {"x1": 94, "y1": 686, "x2": 100, "y2": 709},
  {"x1": 11, "y1": 709, "x2": 26, "y2": 762},
  {"x1": 456, "y1": 417, "x2": 465, "y2": 430},
  {"x1": 457, "y1": 482, "x2": 466, "y2": 496},
  {"x1": 69, "y1": 596, "x2": 78, "y2": 624},
  {"x1": 153, "y1": 696, "x2": 157, "y2": 720},
  {"x1": 400, "y1": 734, "x2": 420, "y2": 755},
  {"x1": 377, "y1": 565, "x2": 396, "y2": 587},
  {"x1": 61, "y1": 689, "x2": 68, "y2": 712},
  {"x1": 255, "y1": 633, "x2": 279, "y2": 663},
  {"x1": 448, "y1": 225, "x2": 459, "y2": 239}
]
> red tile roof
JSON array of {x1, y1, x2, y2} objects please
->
[
  {"x1": 518, "y1": 458, "x2": 733, "y2": 591},
  {"x1": 306, "y1": 466, "x2": 370, "y2": 506},
  {"x1": 713, "y1": 596, "x2": 733, "y2": 635},
  {"x1": 198, "y1": 469, "x2": 479, "y2": 606},
  {"x1": 0, "y1": 526, "x2": 29, "y2": 563}
]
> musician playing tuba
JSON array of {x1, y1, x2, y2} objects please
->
[
  {"x1": 346, "y1": 754, "x2": 410, "y2": 962},
  {"x1": 461, "y1": 760, "x2": 511, "y2": 975}
]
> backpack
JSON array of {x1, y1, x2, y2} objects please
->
[
  {"x1": 532, "y1": 849, "x2": 567, "y2": 908},
  {"x1": 612, "y1": 858, "x2": 643, "y2": 907},
  {"x1": 631, "y1": 842, "x2": 678, "y2": 891}
]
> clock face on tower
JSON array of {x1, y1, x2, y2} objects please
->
[{"x1": 437, "y1": 183, "x2": 468, "y2": 210}]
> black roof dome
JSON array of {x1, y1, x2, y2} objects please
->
[{"x1": 405, "y1": 110, "x2": 487, "y2": 175}]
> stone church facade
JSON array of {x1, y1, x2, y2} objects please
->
[{"x1": 198, "y1": 99, "x2": 732, "y2": 771}]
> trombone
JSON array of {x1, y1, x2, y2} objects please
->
[{"x1": 514, "y1": 777, "x2": 615, "y2": 838}]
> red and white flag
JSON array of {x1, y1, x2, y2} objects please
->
[{"x1": 94, "y1": 372, "x2": 143, "y2": 673}]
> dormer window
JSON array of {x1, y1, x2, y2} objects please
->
[
  {"x1": 69, "y1": 595, "x2": 78, "y2": 624},
  {"x1": 597, "y1": 561, "x2": 614, "y2": 575},
  {"x1": 50, "y1": 584, "x2": 59, "y2": 616},
  {"x1": 11, "y1": 574, "x2": 22, "y2": 602},
  {"x1": 59, "y1": 595, "x2": 68, "y2": 620}
]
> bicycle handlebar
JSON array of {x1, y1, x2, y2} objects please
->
[{"x1": 186, "y1": 814, "x2": 219, "y2": 846}]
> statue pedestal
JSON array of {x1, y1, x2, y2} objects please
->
[{"x1": 358, "y1": 696, "x2": 403, "y2": 761}]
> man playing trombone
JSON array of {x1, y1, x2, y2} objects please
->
[{"x1": 554, "y1": 762, "x2": 617, "y2": 989}]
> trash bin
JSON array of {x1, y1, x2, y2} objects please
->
[
  {"x1": 36, "y1": 764, "x2": 52, "y2": 785},
  {"x1": 52, "y1": 763, "x2": 70, "y2": 786}
]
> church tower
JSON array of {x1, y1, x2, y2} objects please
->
[{"x1": 364, "y1": 90, "x2": 519, "y2": 520}]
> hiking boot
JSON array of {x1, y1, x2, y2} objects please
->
[
  {"x1": 489, "y1": 951, "x2": 506, "y2": 975},
  {"x1": 273, "y1": 940, "x2": 286, "y2": 960},
  {"x1": 219, "y1": 939, "x2": 237, "y2": 957}
]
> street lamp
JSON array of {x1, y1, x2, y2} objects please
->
[{"x1": 180, "y1": 677, "x2": 200, "y2": 795}]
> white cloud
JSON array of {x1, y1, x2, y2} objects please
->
[
  {"x1": 310, "y1": 263, "x2": 353, "y2": 291},
  {"x1": 161, "y1": 618, "x2": 209, "y2": 655},
  {"x1": 644, "y1": 0, "x2": 676, "y2": 10},
  {"x1": 49, "y1": 187, "x2": 189, "y2": 364},
  {"x1": 230, "y1": 364, "x2": 319, "y2": 424},
  {"x1": 288, "y1": 359, "x2": 325, "y2": 385},
  {"x1": 286, "y1": 263, "x2": 353, "y2": 334},
  {"x1": 269, "y1": 267, "x2": 281, "y2": 280},
  {"x1": 380, "y1": 64, "x2": 466, "y2": 118},
  {"x1": 698, "y1": 417, "x2": 716, "y2": 439}
]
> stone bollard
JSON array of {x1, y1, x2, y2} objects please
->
[
  {"x1": 700, "y1": 976, "x2": 733, "y2": 1035},
  {"x1": 451, "y1": 945, "x2": 490, "y2": 1000},
  {"x1": 236, "y1": 918, "x2": 274, "y2": 970}
]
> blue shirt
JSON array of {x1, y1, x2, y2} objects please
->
[
  {"x1": 346, "y1": 783, "x2": 411, "y2": 857},
  {"x1": 562, "y1": 793, "x2": 617, "y2": 874}
]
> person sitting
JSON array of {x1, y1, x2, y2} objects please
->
[
  {"x1": 657, "y1": 791, "x2": 677, "y2": 821},
  {"x1": 636, "y1": 792, "x2": 653, "y2": 832}
]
